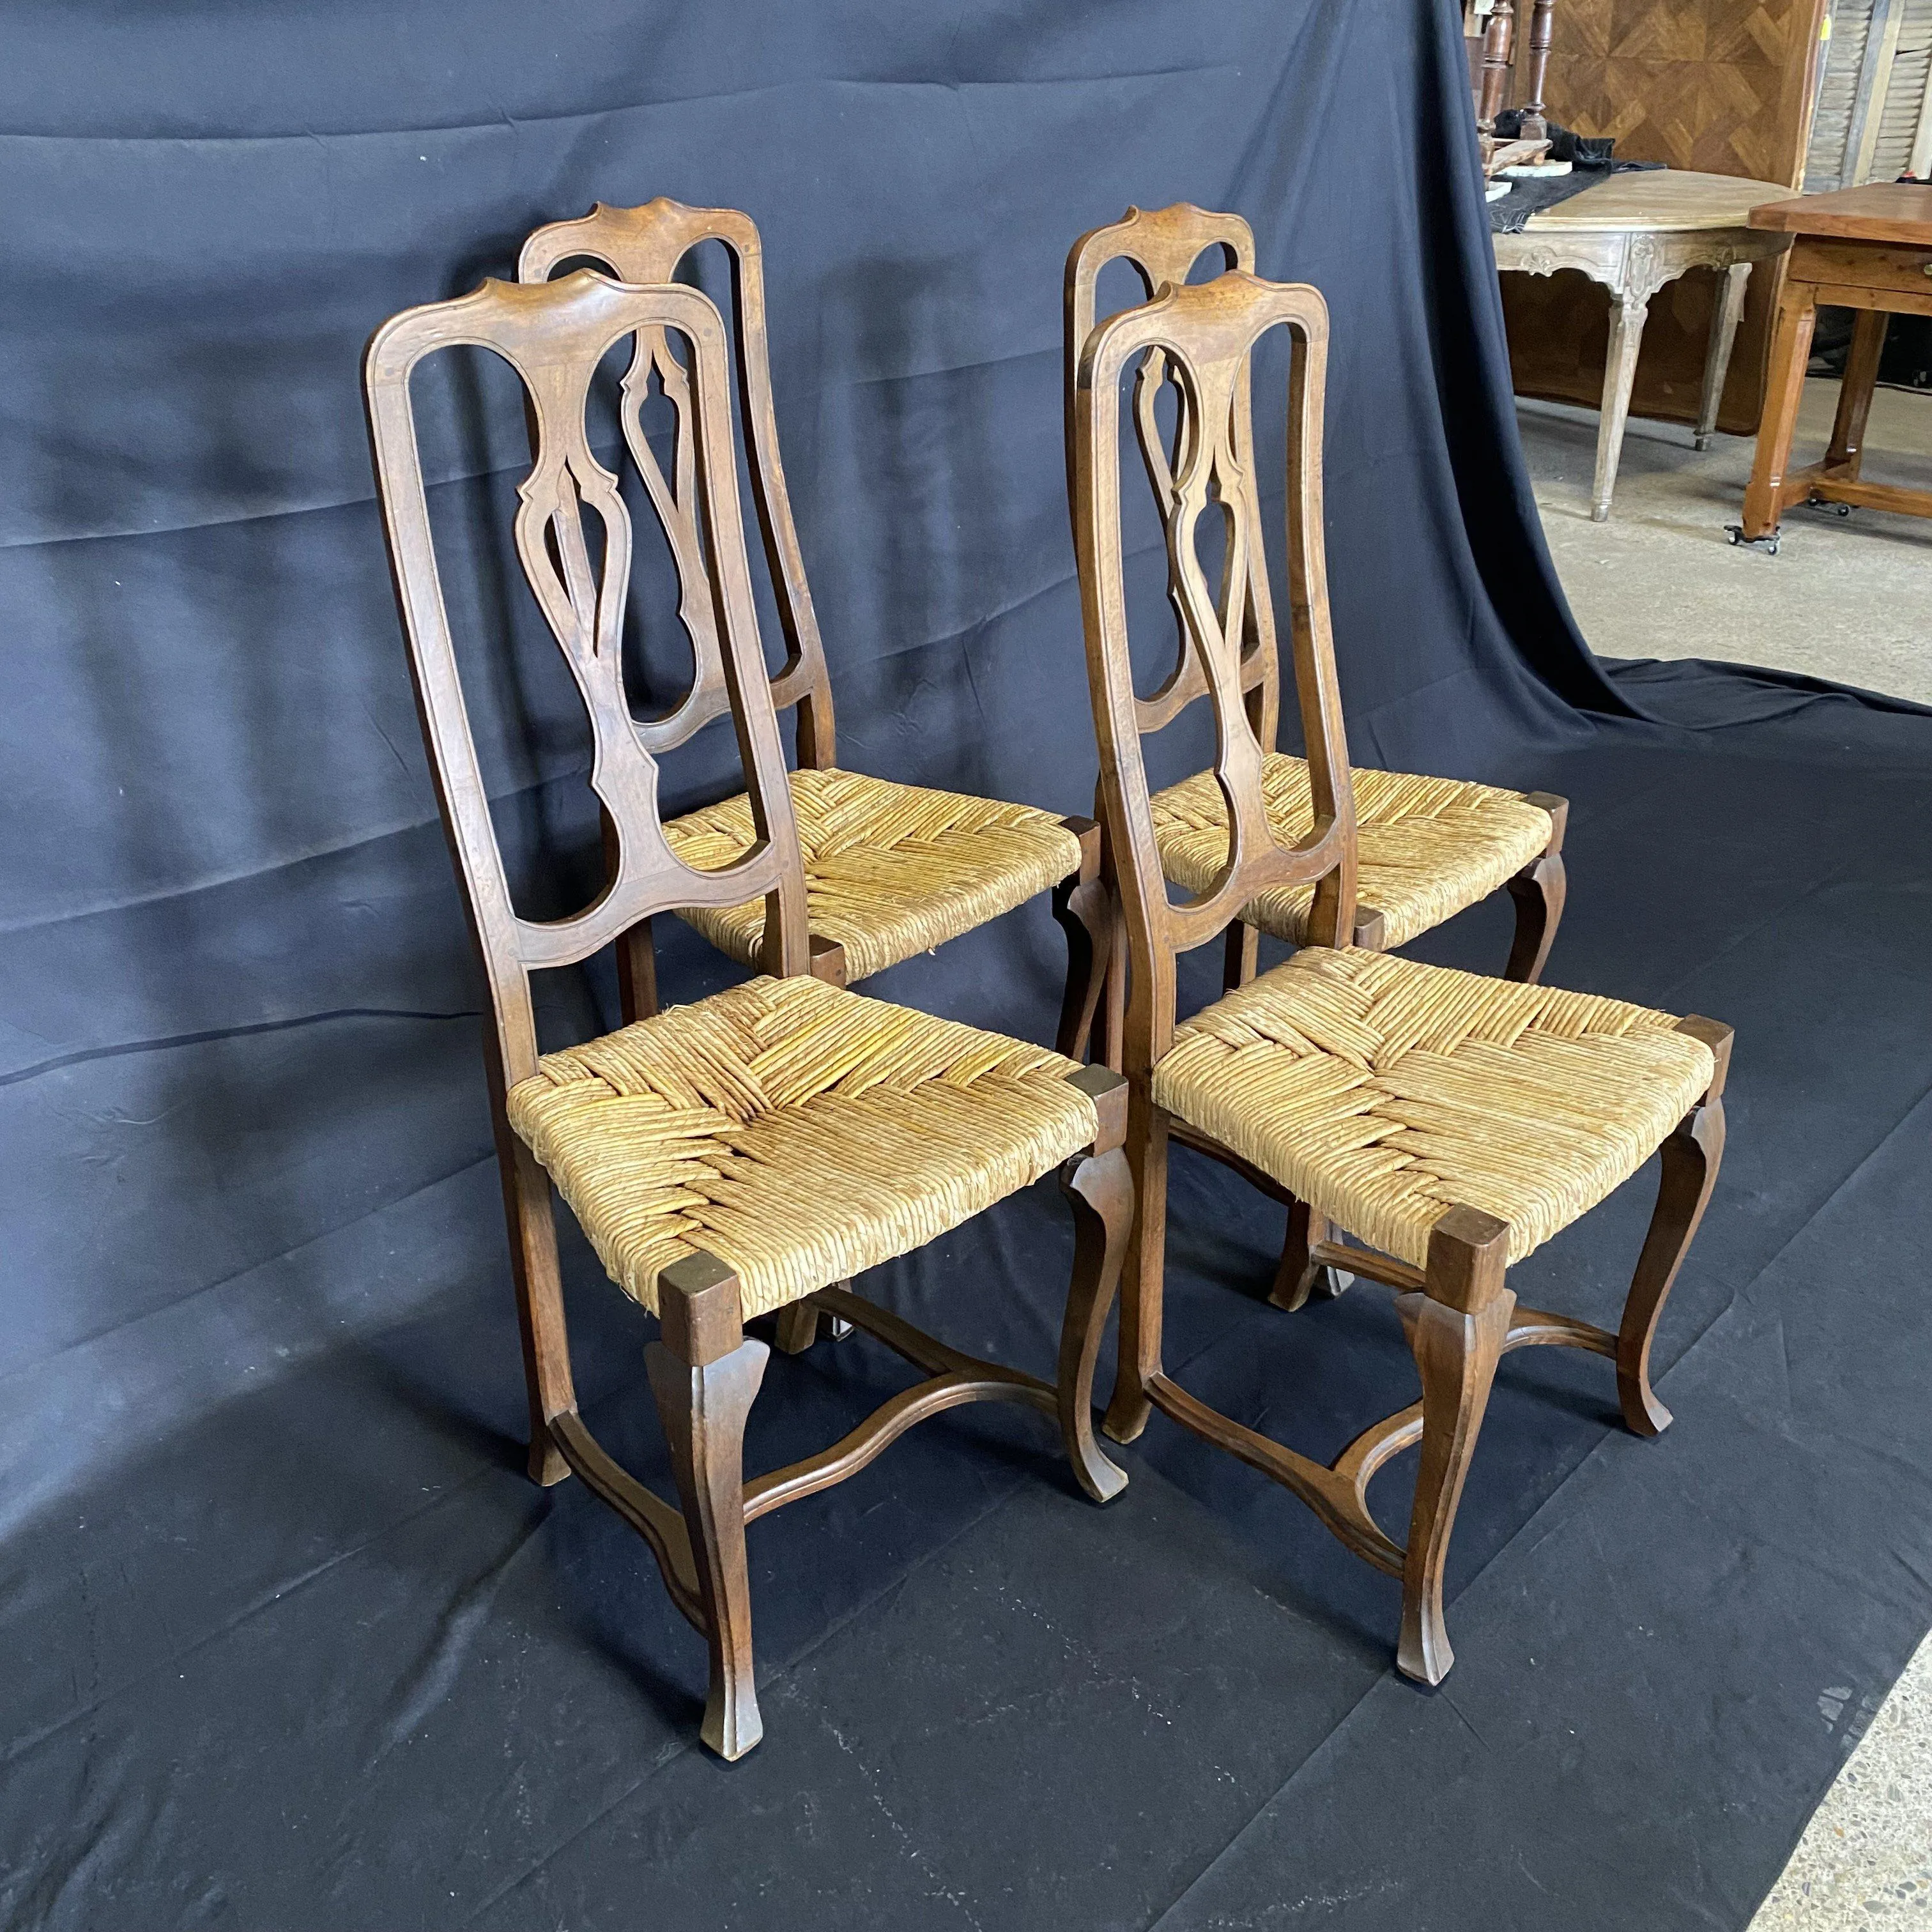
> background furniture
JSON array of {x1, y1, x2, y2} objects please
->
[
  {"x1": 367, "y1": 267, "x2": 1133, "y2": 1761},
  {"x1": 1072, "y1": 263, "x2": 1732, "y2": 1685},
  {"x1": 1735, "y1": 181, "x2": 1932, "y2": 546},
  {"x1": 1468, "y1": 0, "x2": 1557, "y2": 135},
  {"x1": 1502, "y1": 0, "x2": 1830, "y2": 440},
  {"x1": 1496, "y1": 171, "x2": 1795, "y2": 518}
]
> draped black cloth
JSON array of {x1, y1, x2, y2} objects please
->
[{"x1": 3, "y1": 3, "x2": 1928, "y2": 1928}]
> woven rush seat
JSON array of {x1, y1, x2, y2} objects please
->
[
  {"x1": 507, "y1": 974, "x2": 1099, "y2": 1321},
  {"x1": 1153, "y1": 947, "x2": 1715, "y2": 1271},
  {"x1": 661, "y1": 767, "x2": 1084, "y2": 981},
  {"x1": 1151, "y1": 755, "x2": 1552, "y2": 951}
]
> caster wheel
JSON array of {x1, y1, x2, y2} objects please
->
[{"x1": 1726, "y1": 523, "x2": 1779, "y2": 555}]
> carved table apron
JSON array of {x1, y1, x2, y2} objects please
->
[{"x1": 1493, "y1": 171, "x2": 1795, "y2": 521}]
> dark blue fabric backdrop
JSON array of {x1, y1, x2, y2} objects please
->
[
  {"x1": 0, "y1": 0, "x2": 1612, "y2": 1486},
  {"x1": 4, "y1": 4, "x2": 1931, "y2": 1929}
]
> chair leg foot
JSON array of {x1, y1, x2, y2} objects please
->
[
  {"x1": 772, "y1": 1303, "x2": 820, "y2": 1354},
  {"x1": 1397, "y1": 1210, "x2": 1512, "y2": 1687},
  {"x1": 1269, "y1": 1199, "x2": 1350, "y2": 1310},
  {"x1": 528, "y1": 1434, "x2": 572, "y2": 1487},
  {"x1": 1101, "y1": 1382, "x2": 1151, "y2": 1445},
  {"x1": 1504, "y1": 851, "x2": 1566, "y2": 984},
  {"x1": 647, "y1": 1258, "x2": 770, "y2": 1761},
  {"x1": 1059, "y1": 1147, "x2": 1133, "y2": 1501},
  {"x1": 1618, "y1": 1096, "x2": 1724, "y2": 1438}
]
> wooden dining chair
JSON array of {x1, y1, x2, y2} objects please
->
[
  {"x1": 1069, "y1": 204, "x2": 1570, "y2": 1303},
  {"x1": 516, "y1": 199, "x2": 1113, "y2": 1070},
  {"x1": 1071, "y1": 263, "x2": 1731, "y2": 1683},
  {"x1": 364, "y1": 268, "x2": 1131, "y2": 1760},
  {"x1": 1066, "y1": 206, "x2": 1568, "y2": 1024}
]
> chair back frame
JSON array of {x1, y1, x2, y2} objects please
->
[
  {"x1": 364, "y1": 270, "x2": 812, "y2": 1099},
  {"x1": 1064, "y1": 205, "x2": 1280, "y2": 758},
  {"x1": 518, "y1": 200, "x2": 837, "y2": 769},
  {"x1": 1072, "y1": 270, "x2": 1358, "y2": 1071}
]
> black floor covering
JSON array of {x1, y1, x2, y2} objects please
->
[
  {"x1": 5, "y1": 661, "x2": 1928, "y2": 1932},
  {"x1": 6, "y1": 0, "x2": 1929, "y2": 1920}
]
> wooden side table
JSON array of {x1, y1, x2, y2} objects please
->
[
  {"x1": 1494, "y1": 171, "x2": 1795, "y2": 521},
  {"x1": 1733, "y1": 183, "x2": 1932, "y2": 552}
]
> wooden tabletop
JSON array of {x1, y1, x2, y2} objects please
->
[
  {"x1": 1522, "y1": 169, "x2": 1797, "y2": 234},
  {"x1": 1747, "y1": 182, "x2": 1932, "y2": 245}
]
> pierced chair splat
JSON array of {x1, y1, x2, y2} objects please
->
[
  {"x1": 516, "y1": 199, "x2": 1113, "y2": 1066},
  {"x1": 1064, "y1": 204, "x2": 1568, "y2": 1041},
  {"x1": 364, "y1": 267, "x2": 1133, "y2": 1761},
  {"x1": 1071, "y1": 263, "x2": 1733, "y2": 1683}
]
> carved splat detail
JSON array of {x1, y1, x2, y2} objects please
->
[
  {"x1": 364, "y1": 270, "x2": 811, "y2": 1085},
  {"x1": 1065, "y1": 206, "x2": 1278, "y2": 744},
  {"x1": 519, "y1": 200, "x2": 837, "y2": 768},
  {"x1": 1074, "y1": 271, "x2": 1358, "y2": 1062}
]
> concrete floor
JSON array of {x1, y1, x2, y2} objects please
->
[
  {"x1": 1518, "y1": 379, "x2": 1932, "y2": 1928},
  {"x1": 1522, "y1": 377, "x2": 1932, "y2": 707}
]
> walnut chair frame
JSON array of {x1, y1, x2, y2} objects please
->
[
  {"x1": 1071, "y1": 266, "x2": 1729, "y2": 1681},
  {"x1": 1066, "y1": 203, "x2": 1567, "y2": 1026},
  {"x1": 517, "y1": 199, "x2": 1115, "y2": 1075},
  {"x1": 365, "y1": 268, "x2": 1131, "y2": 1759},
  {"x1": 1067, "y1": 203, "x2": 1568, "y2": 1305}
]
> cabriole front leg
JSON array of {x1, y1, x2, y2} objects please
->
[
  {"x1": 1505, "y1": 791, "x2": 1567, "y2": 985},
  {"x1": 645, "y1": 1251, "x2": 770, "y2": 1761},
  {"x1": 1397, "y1": 1206, "x2": 1514, "y2": 1686},
  {"x1": 1617, "y1": 1017, "x2": 1731, "y2": 1437},
  {"x1": 1057, "y1": 1144, "x2": 1133, "y2": 1502}
]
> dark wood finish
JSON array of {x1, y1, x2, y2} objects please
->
[
  {"x1": 1737, "y1": 196, "x2": 1932, "y2": 542},
  {"x1": 1052, "y1": 816, "x2": 1113, "y2": 1061},
  {"x1": 1617, "y1": 1017, "x2": 1731, "y2": 1435},
  {"x1": 1479, "y1": 0, "x2": 1518, "y2": 128},
  {"x1": 1517, "y1": 0, "x2": 1556, "y2": 140},
  {"x1": 367, "y1": 272, "x2": 815, "y2": 1514},
  {"x1": 548, "y1": 1407, "x2": 702, "y2": 1623},
  {"x1": 1397, "y1": 1207, "x2": 1513, "y2": 1684},
  {"x1": 1071, "y1": 264, "x2": 1730, "y2": 1682},
  {"x1": 1271, "y1": 1197, "x2": 1352, "y2": 1311},
  {"x1": 518, "y1": 200, "x2": 838, "y2": 769},
  {"x1": 1063, "y1": 205, "x2": 1278, "y2": 760},
  {"x1": 366, "y1": 268, "x2": 1137, "y2": 1758},
  {"x1": 1505, "y1": 789, "x2": 1568, "y2": 985},
  {"x1": 647, "y1": 1257, "x2": 767, "y2": 1758},
  {"x1": 1058, "y1": 1147, "x2": 1135, "y2": 1503},
  {"x1": 519, "y1": 200, "x2": 1108, "y2": 1040},
  {"x1": 601, "y1": 811, "x2": 657, "y2": 1023},
  {"x1": 1066, "y1": 206, "x2": 1565, "y2": 1072}
]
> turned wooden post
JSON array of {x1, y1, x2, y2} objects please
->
[
  {"x1": 1517, "y1": 0, "x2": 1554, "y2": 141},
  {"x1": 1479, "y1": 0, "x2": 1517, "y2": 131}
]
